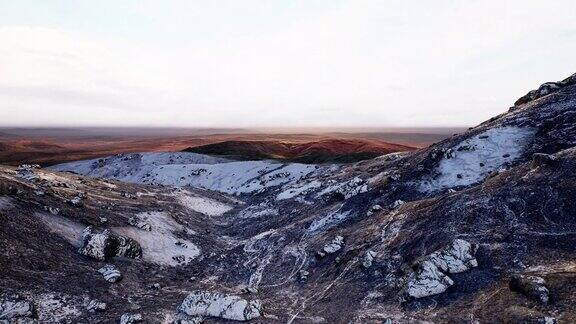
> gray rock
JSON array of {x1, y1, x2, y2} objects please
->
[
  {"x1": 178, "y1": 291, "x2": 262, "y2": 321},
  {"x1": 362, "y1": 250, "x2": 376, "y2": 269},
  {"x1": 43, "y1": 205, "x2": 60, "y2": 215},
  {"x1": 128, "y1": 216, "x2": 152, "y2": 231},
  {"x1": 426, "y1": 239, "x2": 478, "y2": 274},
  {"x1": 509, "y1": 274, "x2": 550, "y2": 304},
  {"x1": 390, "y1": 200, "x2": 405, "y2": 209},
  {"x1": 120, "y1": 313, "x2": 143, "y2": 324},
  {"x1": 317, "y1": 236, "x2": 344, "y2": 258},
  {"x1": 532, "y1": 153, "x2": 557, "y2": 168},
  {"x1": 404, "y1": 239, "x2": 478, "y2": 299},
  {"x1": 0, "y1": 297, "x2": 35, "y2": 321},
  {"x1": 515, "y1": 72, "x2": 576, "y2": 105},
  {"x1": 98, "y1": 264, "x2": 122, "y2": 283},
  {"x1": 79, "y1": 226, "x2": 142, "y2": 261},
  {"x1": 405, "y1": 260, "x2": 454, "y2": 299},
  {"x1": 85, "y1": 299, "x2": 107, "y2": 312}
]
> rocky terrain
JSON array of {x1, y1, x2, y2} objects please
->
[{"x1": 2, "y1": 73, "x2": 576, "y2": 323}]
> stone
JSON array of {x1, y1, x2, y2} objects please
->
[
  {"x1": 85, "y1": 299, "x2": 107, "y2": 312},
  {"x1": 317, "y1": 236, "x2": 344, "y2": 258},
  {"x1": 405, "y1": 260, "x2": 454, "y2": 299},
  {"x1": 178, "y1": 291, "x2": 262, "y2": 321},
  {"x1": 532, "y1": 153, "x2": 557, "y2": 168},
  {"x1": 366, "y1": 204, "x2": 383, "y2": 216},
  {"x1": 43, "y1": 206, "x2": 61, "y2": 215},
  {"x1": 0, "y1": 297, "x2": 35, "y2": 321},
  {"x1": 362, "y1": 250, "x2": 376, "y2": 269},
  {"x1": 98, "y1": 264, "x2": 122, "y2": 283},
  {"x1": 79, "y1": 226, "x2": 142, "y2": 261},
  {"x1": 426, "y1": 239, "x2": 478, "y2": 274},
  {"x1": 120, "y1": 313, "x2": 143, "y2": 324},
  {"x1": 299, "y1": 270, "x2": 310, "y2": 281},
  {"x1": 390, "y1": 200, "x2": 405, "y2": 209},
  {"x1": 509, "y1": 274, "x2": 550, "y2": 304},
  {"x1": 128, "y1": 216, "x2": 152, "y2": 231},
  {"x1": 404, "y1": 239, "x2": 478, "y2": 299}
]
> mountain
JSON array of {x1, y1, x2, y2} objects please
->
[
  {"x1": 183, "y1": 139, "x2": 415, "y2": 163},
  {"x1": 1, "y1": 73, "x2": 576, "y2": 323}
]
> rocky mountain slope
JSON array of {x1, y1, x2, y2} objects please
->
[{"x1": 2, "y1": 73, "x2": 576, "y2": 323}]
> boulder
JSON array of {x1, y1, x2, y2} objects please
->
[
  {"x1": 362, "y1": 250, "x2": 376, "y2": 269},
  {"x1": 404, "y1": 239, "x2": 478, "y2": 299},
  {"x1": 178, "y1": 291, "x2": 262, "y2": 321},
  {"x1": 317, "y1": 236, "x2": 344, "y2": 258},
  {"x1": 120, "y1": 313, "x2": 143, "y2": 324},
  {"x1": 390, "y1": 200, "x2": 405, "y2": 209},
  {"x1": 405, "y1": 260, "x2": 454, "y2": 299},
  {"x1": 509, "y1": 274, "x2": 550, "y2": 304},
  {"x1": 514, "y1": 72, "x2": 576, "y2": 106},
  {"x1": 79, "y1": 226, "x2": 142, "y2": 261},
  {"x1": 426, "y1": 239, "x2": 478, "y2": 274},
  {"x1": 98, "y1": 264, "x2": 122, "y2": 283},
  {"x1": 85, "y1": 299, "x2": 107, "y2": 312},
  {"x1": 531, "y1": 153, "x2": 557, "y2": 168},
  {"x1": 0, "y1": 297, "x2": 35, "y2": 321},
  {"x1": 128, "y1": 216, "x2": 152, "y2": 231}
]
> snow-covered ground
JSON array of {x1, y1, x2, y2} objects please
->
[
  {"x1": 51, "y1": 152, "x2": 329, "y2": 195},
  {"x1": 115, "y1": 211, "x2": 201, "y2": 266},
  {"x1": 176, "y1": 191, "x2": 234, "y2": 217},
  {"x1": 419, "y1": 126, "x2": 535, "y2": 192}
]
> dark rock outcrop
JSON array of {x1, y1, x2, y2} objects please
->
[{"x1": 79, "y1": 226, "x2": 142, "y2": 261}]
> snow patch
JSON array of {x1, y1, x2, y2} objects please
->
[
  {"x1": 276, "y1": 180, "x2": 322, "y2": 200},
  {"x1": 51, "y1": 152, "x2": 327, "y2": 195},
  {"x1": 420, "y1": 126, "x2": 535, "y2": 192},
  {"x1": 177, "y1": 192, "x2": 233, "y2": 216},
  {"x1": 114, "y1": 211, "x2": 200, "y2": 266}
]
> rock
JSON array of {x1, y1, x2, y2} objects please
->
[
  {"x1": 79, "y1": 226, "x2": 142, "y2": 261},
  {"x1": 0, "y1": 297, "x2": 35, "y2": 321},
  {"x1": 85, "y1": 299, "x2": 107, "y2": 312},
  {"x1": 317, "y1": 236, "x2": 344, "y2": 258},
  {"x1": 405, "y1": 260, "x2": 454, "y2": 299},
  {"x1": 298, "y1": 270, "x2": 310, "y2": 282},
  {"x1": 532, "y1": 153, "x2": 557, "y2": 168},
  {"x1": 404, "y1": 239, "x2": 478, "y2": 299},
  {"x1": 98, "y1": 264, "x2": 122, "y2": 283},
  {"x1": 366, "y1": 204, "x2": 382, "y2": 216},
  {"x1": 128, "y1": 216, "x2": 152, "y2": 231},
  {"x1": 502, "y1": 306, "x2": 556, "y2": 324},
  {"x1": 426, "y1": 239, "x2": 478, "y2": 274},
  {"x1": 240, "y1": 286, "x2": 258, "y2": 295},
  {"x1": 43, "y1": 206, "x2": 60, "y2": 215},
  {"x1": 515, "y1": 72, "x2": 576, "y2": 105},
  {"x1": 120, "y1": 313, "x2": 143, "y2": 324},
  {"x1": 390, "y1": 200, "x2": 405, "y2": 209},
  {"x1": 178, "y1": 291, "x2": 262, "y2": 321},
  {"x1": 509, "y1": 274, "x2": 550, "y2": 304},
  {"x1": 67, "y1": 196, "x2": 83, "y2": 206},
  {"x1": 362, "y1": 250, "x2": 376, "y2": 269}
]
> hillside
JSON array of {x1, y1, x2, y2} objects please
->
[
  {"x1": 184, "y1": 139, "x2": 415, "y2": 163},
  {"x1": 1, "y1": 72, "x2": 576, "y2": 323}
]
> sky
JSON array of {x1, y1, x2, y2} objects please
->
[{"x1": 0, "y1": 0, "x2": 575, "y2": 128}]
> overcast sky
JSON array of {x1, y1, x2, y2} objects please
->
[{"x1": 0, "y1": 0, "x2": 575, "y2": 128}]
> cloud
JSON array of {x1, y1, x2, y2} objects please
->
[{"x1": 0, "y1": 1, "x2": 576, "y2": 127}]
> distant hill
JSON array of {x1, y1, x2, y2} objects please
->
[{"x1": 184, "y1": 138, "x2": 415, "y2": 163}]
